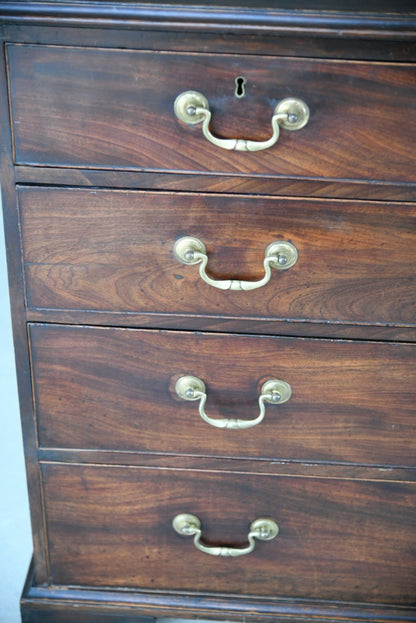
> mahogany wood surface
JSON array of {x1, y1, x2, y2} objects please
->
[
  {"x1": 7, "y1": 44, "x2": 416, "y2": 185},
  {"x1": 30, "y1": 324, "x2": 416, "y2": 466},
  {"x1": 33, "y1": 450, "x2": 416, "y2": 482},
  {"x1": 0, "y1": 42, "x2": 49, "y2": 585},
  {"x1": 3, "y1": 23, "x2": 416, "y2": 65},
  {"x1": 19, "y1": 187, "x2": 416, "y2": 327},
  {"x1": 22, "y1": 578, "x2": 416, "y2": 623},
  {"x1": 24, "y1": 309, "x2": 416, "y2": 343},
  {"x1": 41, "y1": 462, "x2": 416, "y2": 604},
  {"x1": 0, "y1": 2, "x2": 415, "y2": 622},
  {"x1": 1, "y1": 1, "x2": 416, "y2": 41},
  {"x1": 11, "y1": 166, "x2": 416, "y2": 202}
]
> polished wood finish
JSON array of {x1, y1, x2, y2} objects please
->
[
  {"x1": 42, "y1": 462, "x2": 416, "y2": 604},
  {"x1": 1, "y1": 1, "x2": 416, "y2": 39},
  {"x1": 1, "y1": 2, "x2": 415, "y2": 622},
  {"x1": 22, "y1": 567, "x2": 416, "y2": 623},
  {"x1": 30, "y1": 324, "x2": 416, "y2": 466},
  {"x1": 8, "y1": 44, "x2": 416, "y2": 186},
  {"x1": 12, "y1": 165, "x2": 416, "y2": 202},
  {"x1": 19, "y1": 188, "x2": 416, "y2": 326}
]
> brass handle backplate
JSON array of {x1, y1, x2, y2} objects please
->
[
  {"x1": 174, "y1": 90, "x2": 309, "y2": 152},
  {"x1": 173, "y1": 513, "x2": 279, "y2": 557},
  {"x1": 175, "y1": 376, "x2": 292, "y2": 429},
  {"x1": 174, "y1": 236, "x2": 298, "y2": 291}
]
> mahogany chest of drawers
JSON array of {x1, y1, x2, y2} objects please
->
[{"x1": 0, "y1": 2, "x2": 415, "y2": 622}]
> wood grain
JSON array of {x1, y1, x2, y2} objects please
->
[
  {"x1": 41, "y1": 462, "x2": 416, "y2": 604},
  {"x1": 4, "y1": 23, "x2": 416, "y2": 66},
  {"x1": 19, "y1": 187, "x2": 416, "y2": 326},
  {"x1": 7, "y1": 44, "x2": 416, "y2": 184},
  {"x1": 2, "y1": 6, "x2": 416, "y2": 623},
  {"x1": 30, "y1": 324, "x2": 416, "y2": 466},
  {"x1": 13, "y1": 165, "x2": 416, "y2": 202},
  {"x1": 22, "y1": 574, "x2": 416, "y2": 623}
]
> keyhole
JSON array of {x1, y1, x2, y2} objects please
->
[{"x1": 235, "y1": 76, "x2": 246, "y2": 98}]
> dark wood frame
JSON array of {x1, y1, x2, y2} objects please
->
[{"x1": 1, "y1": 3, "x2": 415, "y2": 622}]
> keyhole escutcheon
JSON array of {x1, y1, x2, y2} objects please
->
[{"x1": 235, "y1": 76, "x2": 246, "y2": 98}]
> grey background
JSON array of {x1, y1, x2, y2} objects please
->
[{"x1": 0, "y1": 203, "x2": 220, "y2": 623}]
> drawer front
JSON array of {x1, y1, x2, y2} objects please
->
[
  {"x1": 30, "y1": 324, "x2": 416, "y2": 466},
  {"x1": 19, "y1": 187, "x2": 416, "y2": 326},
  {"x1": 42, "y1": 463, "x2": 416, "y2": 604},
  {"x1": 8, "y1": 44, "x2": 416, "y2": 185}
]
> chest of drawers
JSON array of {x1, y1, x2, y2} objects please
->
[{"x1": 1, "y1": 2, "x2": 415, "y2": 622}]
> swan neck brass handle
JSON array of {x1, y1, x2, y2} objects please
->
[
  {"x1": 174, "y1": 91, "x2": 309, "y2": 152},
  {"x1": 174, "y1": 236, "x2": 298, "y2": 291},
  {"x1": 173, "y1": 514, "x2": 279, "y2": 557},
  {"x1": 175, "y1": 376, "x2": 292, "y2": 430}
]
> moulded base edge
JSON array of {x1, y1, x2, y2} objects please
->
[{"x1": 20, "y1": 559, "x2": 416, "y2": 623}]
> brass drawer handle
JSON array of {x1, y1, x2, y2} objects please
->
[
  {"x1": 175, "y1": 376, "x2": 292, "y2": 430},
  {"x1": 174, "y1": 236, "x2": 298, "y2": 291},
  {"x1": 174, "y1": 90, "x2": 309, "y2": 152},
  {"x1": 173, "y1": 514, "x2": 279, "y2": 557}
]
